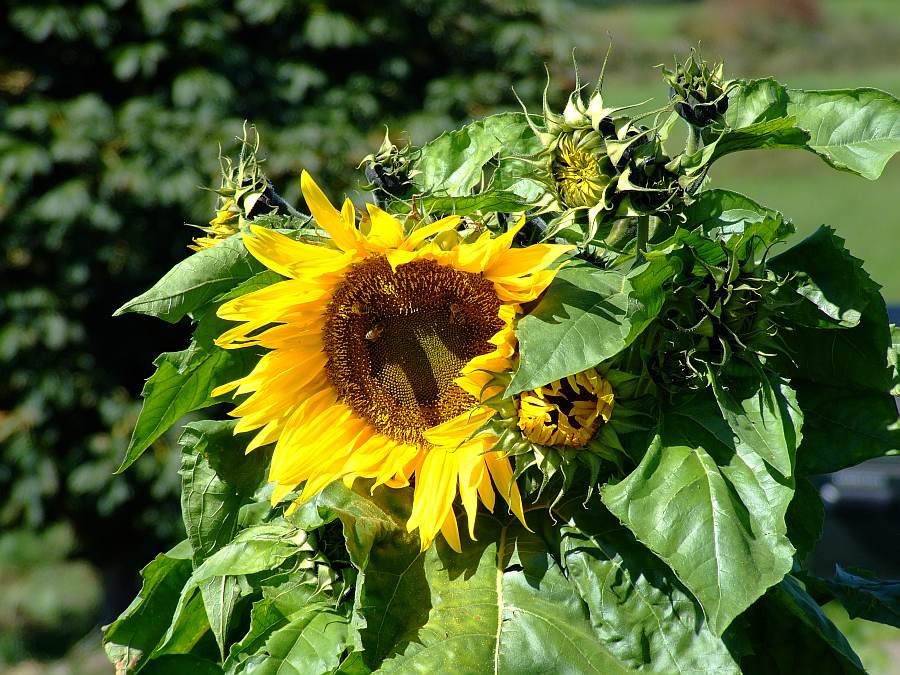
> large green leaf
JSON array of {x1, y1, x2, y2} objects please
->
[
  {"x1": 231, "y1": 607, "x2": 351, "y2": 675},
  {"x1": 102, "y1": 542, "x2": 195, "y2": 673},
  {"x1": 374, "y1": 512, "x2": 631, "y2": 673},
  {"x1": 681, "y1": 189, "x2": 792, "y2": 254},
  {"x1": 224, "y1": 574, "x2": 352, "y2": 675},
  {"x1": 708, "y1": 364, "x2": 802, "y2": 478},
  {"x1": 736, "y1": 576, "x2": 865, "y2": 674},
  {"x1": 179, "y1": 420, "x2": 272, "y2": 563},
  {"x1": 769, "y1": 226, "x2": 881, "y2": 329},
  {"x1": 191, "y1": 523, "x2": 306, "y2": 584},
  {"x1": 114, "y1": 233, "x2": 265, "y2": 323},
  {"x1": 412, "y1": 112, "x2": 537, "y2": 197},
  {"x1": 418, "y1": 189, "x2": 533, "y2": 216},
  {"x1": 601, "y1": 394, "x2": 795, "y2": 635},
  {"x1": 785, "y1": 477, "x2": 825, "y2": 561},
  {"x1": 179, "y1": 420, "x2": 273, "y2": 655},
  {"x1": 223, "y1": 576, "x2": 327, "y2": 673},
  {"x1": 312, "y1": 484, "x2": 635, "y2": 673},
  {"x1": 794, "y1": 382, "x2": 899, "y2": 475},
  {"x1": 155, "y1": 523, "x2": 308, "y2": 660},
  {"x1": 117, "y1": 345, "x2": 257, "y2": 473},
  {"x1": 699, "y1": 116, "x2": 810, "y2": 162},
  {"x1": 806, "y1": 566, "x2": 900, "y2": 630},
  {"x1": 508, "y1": 259, "x2": 673, "y2": 396},
  {"x1": 560, "y1": 497, "x2": 741, "y2": 673},
  {"x1": 725, "y1": 79, "x2": 900, "y2": 180},
  {"x1": 774, "y1": 240, "x2": 894, "y2": 396}
]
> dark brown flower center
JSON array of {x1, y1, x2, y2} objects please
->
[{"x1": 323, "y1": 256, "x2": 502, "y2": 447}]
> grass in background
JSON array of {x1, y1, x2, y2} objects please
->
[{"x1": 825, "y1": 602, "x2": 900, "y2": 674}]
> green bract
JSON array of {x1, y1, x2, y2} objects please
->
[{"x1": 108, "y1": 53, "x2": 900, "y2": 673}]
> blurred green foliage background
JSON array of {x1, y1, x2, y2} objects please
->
[{"x1": 1, "y1": 0, "x2": 898, "y2": 672}]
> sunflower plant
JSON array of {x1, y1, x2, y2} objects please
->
[{"x1": 105, "y1": 55, "x2": 900, "y2": 674}]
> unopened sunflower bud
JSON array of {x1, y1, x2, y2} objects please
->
[
  {"x1": 361, "y1": 129, "x2": 418, "y2": 199},
  {"x1": 662, "y1": 49, "x2": 734, "y2": 128}
]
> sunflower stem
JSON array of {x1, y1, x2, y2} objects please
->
[
  {"x1": 685, "y1": 124, "x2": 702, "y2": 155},
  {"x1": 635, "y1": 214, "x2": 650, "y2": 263}
]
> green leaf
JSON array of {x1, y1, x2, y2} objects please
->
[
  {"x1": 179, "y1": 420, "x2": 272, "y2": 563},
  {"x1": 681, "y1": 189, "x2": 793, "y2": 252},
  {"x1": 373, "y1": 511, "x2": 631, "y2": 673},
  {"x1": 774, "y1": 237, "x2": 894, "y2": 395},
  {"x1": 305, "y1": 481, "x2": 415, "y2": 571},
  {"x1": 785, "y1": 477, "x2": 825, "y2": 561},
  {"x1": 117, "y1": 346, "x2": 257, "y2": 473},
  {"x1": 726, "y1": 79, "x2": 900, "y2": 180},
  {"x1": 701, "y1": 116, "x2": 810, "y2": 161},
  {"x1": 102, "y1": 543, "x2": 194, "y2": 673},
  {"x1": 737, "y1": 576, "x2": 865, "y2": 674},
  {"x1": 808, "y1": 566, "x2": 900, "y2": 629},
  {"x1": 140, "y1": 655, "x2": 224, "y2": 675},
  {"x1": 230, "y1": 605, "x2": 351, "y2": 675},
  {"x1": 769, "y1": 226, "x2": 881, "y2": 328},
  {"x1": 114, "y1": 234, "x2": 265, "y2": 323},
  {"x1": 154, "y1": 523, "x2": 306, "y2": 660},
  {"x1": 179, "y1": 420, "x2": 273, "y2": 655},
  {"x1": 418, "y1": 189, "x2": 533, "y2": 216},
  {"x1": 601, "y1": 394, "x2": 795, "y2": 635},
  {"x1": 561, "y1": 497, "x2": 741, "y2": 673},
  {"x1": 507, "y1": 259, "x2": 674, "y2": 396},
  {"x1": 152, "y1": 584, "x2": 215, "y2": 660},
  {"x1": 224, "y1": 576, "x2": 324, "y2": 672},
  {"x1": 794, "y1": 382, "x2": 899, "y2": 475},
  {"x1": 191, "y1": 523, "x2": 305, "y2": 583},
  {"x1": 708, "y1": 364, "x2": 802, "y2": 478},
  {"x1": 412, "y1": 112, "x2": 536, "y2": 197}
]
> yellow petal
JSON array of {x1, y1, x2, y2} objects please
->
[
  {"x1": 486, "y1": 243, "x2": 573, "y2": 280},
  {"x1": 301, "y1": 171, "x2": 363, "y2": 253},
  {"x1": 484, "y1": 451, "x2": 528, "y2": 529},
  {"x1": 364, "y1": 203, "x2": 406, "y2": 250},
  {"x1": 407, "y1": 447, "x2": 458, "y2": 548},
  {"x1": 404, "y1": 215, "x2": 461, "y2": 249},
  {"x1": 439, "y1": 510, "x2": 462, "y2": 553},
  {"x1": 243, "y1": 225, "x2": 348, "y2": 279}
]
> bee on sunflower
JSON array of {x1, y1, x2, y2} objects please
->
[{"x1": 212, "y1": 172, "x2": 576, "y2": 551}]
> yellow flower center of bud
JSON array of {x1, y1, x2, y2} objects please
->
[
  {"x1": 324, "y1": 256, "x2": 503, "y2": 447},
  {"x1": 552, "y1": 135, "x2": 608, "y2": 208},
  {"x1": 516, "y1": 368, "x2": 614, "y2": 447}
]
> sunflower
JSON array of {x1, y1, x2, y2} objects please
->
[
  {"x1": 188, "y1": 199, "x2": 240, "y2": 251},
  {"x1": 516, "y1": 367, "x2": 614, "y2": 448},
  {"x1": 212, "y1": 172, "x2": 572, "y2": 551}
]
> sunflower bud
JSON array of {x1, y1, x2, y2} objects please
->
[
  {"x1": 522, "y1": 80, "x2": 628, "y2": 224},
  {"x1": 662, "y1": 49, "x2": 734, "y2": 128},
  {"x1": 361, "y1": 129, "x2": 417, "y2": 199},
  {"x1": 649, "y1": 244, "x2": 791, "y2": 391},
  {"x1": 189, "y1": 124, "x2": 270, "y2": 251}
]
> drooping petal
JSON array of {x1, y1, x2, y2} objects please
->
[
  {"x1": 301, "y1": 170, "x2": 364, "y2": 253},
  {"x1": 364, "y1": 203, "x2": 406, "y2": 250}
]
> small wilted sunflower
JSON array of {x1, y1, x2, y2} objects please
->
[
  {"x1": 516, "y1": 368, "x2": 614, "y2": 448},
  {"x1": 188, "y1": 199, "x2": 241, "y2": 251},
  {"x1": 213, "y1": 172, "x2": 572, "y2": 551}
]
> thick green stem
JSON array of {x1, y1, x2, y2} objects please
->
[
  {"x1": 635, "y1": 214, "x2": 649, "y2": 263},
  {"x1": 686, "y1": 124, "x2": 701, "y2": 155}
]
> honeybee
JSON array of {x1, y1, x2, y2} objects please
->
[
  {"x1": 365, "y1": 321, "x2": 385, "y2": 341},
  {"x1": 449, "y1": 302, "x2": 465, "y2": 325}
]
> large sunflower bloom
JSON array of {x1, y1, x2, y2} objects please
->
[{"x1": 212, "y1": 172, "x2": 572, "y2": 551}]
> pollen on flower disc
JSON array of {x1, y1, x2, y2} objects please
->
[{"x1": 323, "y1": 256, "x2": 503, "y2": 447}]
